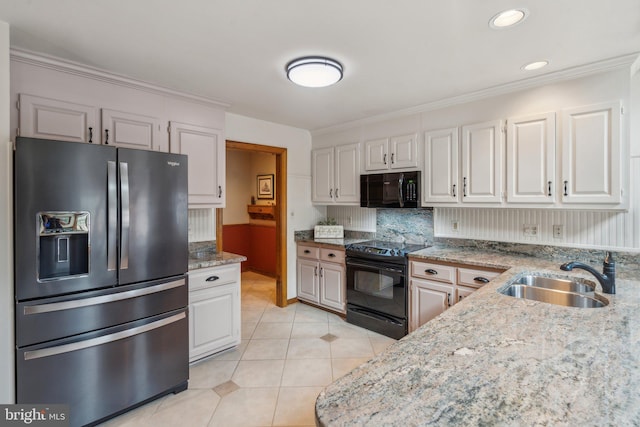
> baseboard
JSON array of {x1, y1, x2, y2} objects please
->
[{"x1": 287, "y1": 297, "x2": 298, "y2": 305}]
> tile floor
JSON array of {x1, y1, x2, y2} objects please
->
[{"x1": 101, "y1": 271, "x2": 396, "y2": 426}]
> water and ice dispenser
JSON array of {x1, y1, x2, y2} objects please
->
[{"x1": 37, "y1": 212, "x2": 90, "y2": 281}]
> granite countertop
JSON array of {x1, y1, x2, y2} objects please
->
[
  {"x1": 188, "y1": 251, "x2": 246, "y2": 271},
  {"x1": 316, "y1": 246, "x2": 640, "y2": 426},
  {"x1": 296, "y1": 238, "x2": 370, "y2": 248}
]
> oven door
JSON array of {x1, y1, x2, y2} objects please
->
[{"x1": 346, "y1": 257, "x2": 406, "y2": 319}]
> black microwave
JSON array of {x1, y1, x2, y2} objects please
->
[{"x1": 360, "y1": 171, "x2": 420, "y2": 208}]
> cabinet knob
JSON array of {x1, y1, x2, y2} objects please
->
[
  {"x1": 425, "y1": 269, "x2": 438, "y2": 275},
  {"x1": 205, "y1": 275, "x2": 220, "y2": 282},
  {"x1": 473, "y1": 276, "x2": 490, "y2": 284}
]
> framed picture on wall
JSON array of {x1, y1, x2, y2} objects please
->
[{"x1": 257, "y1": 174, "x2": 274, "y2": 199}]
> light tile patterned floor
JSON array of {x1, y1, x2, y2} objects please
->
[{"x1": 100, "y1": 271, "x2": 396, "y2": 427}]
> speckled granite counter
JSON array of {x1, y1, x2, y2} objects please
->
[
  {"x1": 188, "y1": 251, "x2": 246, "y2": 270},
  {"x1": 316, "y1": 246, "x2": 640, "y2": 426}
]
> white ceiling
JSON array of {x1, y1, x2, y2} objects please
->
[{"x1": 1, "y1": 0, "x2": 640, "y2": 131}]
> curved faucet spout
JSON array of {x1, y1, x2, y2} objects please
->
[{"x1": 560, "y1": 252, "x2": 616, "y2": 294}]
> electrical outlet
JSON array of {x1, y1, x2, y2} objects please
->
[
  {"x1": 451, "y1": 220, "x2": 459, "y2": 232},
  {"x1": 553, "y1": 224, "x2": 564, "y2": 239},
  {"x1": 348, "y1": 216, "x2": 353, "y2": 225},
  {"x1": 523, "y1": 224, "x2": 538, "y2": 237}
]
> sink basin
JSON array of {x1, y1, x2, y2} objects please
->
[
  {"x1": 499, "y1": 274, "x2": 608, "y2": 308},
  {"x1": 513, "y1": 275, "x2": 595, "y2": 293},
  {"x1": 502, "y1": 284, "x2": 608, "y2": 308}
]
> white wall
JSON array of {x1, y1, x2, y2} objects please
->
[
  {"x1": 224, "y1": 150, "x2": 253, "y2": 225},
  {"x1": 225, "y1": 113, "x2": 324, "y2": 299},
  {"x1": 315, "y1": 66, "x2": 640, "y2": 251},
  {"x1": 0, "y1": 20, "x2": 14, "y2": 403}
]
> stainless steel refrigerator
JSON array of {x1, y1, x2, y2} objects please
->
[{"x1": 14, "y1": 137, "x2": 189, "y2": 427}]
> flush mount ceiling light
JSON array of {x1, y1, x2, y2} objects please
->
[
  {"x1": 522, "y1": 60, "x2": 549, "y2": 71},
  {"x1": 286, "y1": 56, "x2": 343, "y2": 88},
  {"x1": 489, "y1": 8, "x2": 529, "y2": 29}
]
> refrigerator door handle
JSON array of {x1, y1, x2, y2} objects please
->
[
  {"x1": 23, "y1": 278, "x2": 186, "y2": 315},
  {"x1": 23, "y1": 311, "x2": 186, "y2": 361},
  {"x1": 107, "y1": 161, "x2": 118, "y2": 271},
  {"x1": 120, "y1": 161, "x2": 130, "y2": 270}
]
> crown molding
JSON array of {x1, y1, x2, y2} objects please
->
[
  {"x1": 10, "y1": 48, "x2": 231, "y2": 109},
  {"x1": 311, "y1": 52, "x2": 640, "y2": 136}
]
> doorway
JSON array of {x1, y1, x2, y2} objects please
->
[{"x1": 217, "y1": 140, "x2": 288, "y2": 308}]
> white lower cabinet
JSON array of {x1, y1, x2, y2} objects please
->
[
  {"x1": 188, "y1": 263, "x2": 241, "y2": 362},
  {"x1": 296, "y1": 243, "x2": 346, "y2": 313},
  {"x1": 409, "y1": 259, "x2": 503, "y2": 332}
]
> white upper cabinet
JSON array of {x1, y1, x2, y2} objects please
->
[
  {"x1": 170, "y1": 121, "x2": 225, "y2": 207},
  {"x1": 101, "y1": 109, "x2": 164, "y2": 151},
  {"x1": 364, "y1": 138, "x2": 389, "y2": 171},
  {"x1": 423, "y1": 127, "x2": 459, "y2": 204},
  {"x1": 364, "y1": 134, "x2": 417, "y2": 171},
  {"x1": 506, "y1": 112, "x2": 556, "y2": 204},
  {"x1": 335, "y1": 143, "x2": 360, "y2": 203},
  {"x1": 312, "y1": 147, "x2": 334, "y2": 203},
  {"x1": 390, "y1": 133, "x2": 418, "y2": 169},
  {"x1": 561, "y1": 101, "x2": 622, "y2": 205},
  {"x1": 461, "y1": 120, "x2": 504, "y2": 203},
  {"x1": 312, "y1": 142, "x2": 360, "y2": 204},
  {"x1": 18, "y1": 94, "x2": 97, "y2": 143}
]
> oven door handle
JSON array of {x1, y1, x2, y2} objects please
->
[
  {"x1": 348, "y1": 306, "x2": 404, "y2": 326},
  {"x1": 346, "y1": 260, "x2": 404, "y2": 273}
]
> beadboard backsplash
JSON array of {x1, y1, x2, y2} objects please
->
[
  {"x1": 188, "y1": 208, "x2": 216, "y2": 242},
  {"x1": 435, "y1": 207, "x2": 639, "y2": 251},
  {"x1": 326, "y1": 206, "x2": 376, "y2": 232}
]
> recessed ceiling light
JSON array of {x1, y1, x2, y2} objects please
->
[
  {"x1": 286, "y1": 56, "x2": 343, "y2": 88},
  {"x1": 489, "y1": 8, "x2": 529, "y2": 29},
  {"x1": 522, "y1": 60, "x2": 549, "y2": 71}
]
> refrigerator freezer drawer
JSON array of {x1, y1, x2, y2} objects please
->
[
  {"x1": 16, "y1": 276, "x2": 187, "y2": 347},
  {"x1": 16, "y1": 309, "x2": 188, "y2": 427}
]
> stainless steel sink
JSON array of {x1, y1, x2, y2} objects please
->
[
  {"x1": 499, "y1": 274, "x2": 608, "y2": 308},
  {"x1": 513, "y1": 275, "x2": 595, "y2": 293}
]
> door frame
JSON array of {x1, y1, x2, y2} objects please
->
[{"x1": 217, "y1": 140, "x2": 288, "y2": 308}]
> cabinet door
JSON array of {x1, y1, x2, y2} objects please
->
[
  {"x1": 311, "y1": 147, "x2": 334, "y2": 203},
  {"x1": 101, "y1": 109, "x2": 163, "y2": 151},
  {"x1": 456, "y1": 286, "x2": 475, "y2": 304},
  {"x1": 297, "y1": 259, "x2": 320, "y2": 303},
  {"x1": 561, "y1": 101, "x2": 621, "y2": 204},
  {"x1": 319, "y1": 262, "x2": 346, "y2": 313},
  {"x1": 409, "y1": 278, "x2": 454, "y2": 332},
  {"x1": 169, "y1": 121, "x2": 225, "y2": 206},
  {"x1": 390, "y1": 133, "x2": 418, "y2": 169},
  {"x1": 461, "y1": 120, "x2": 504, "y2": 203},
  {"x1": 423, "y1": 128, "x2": 459, "y2": 204},
  {"x1": 334, "y1": 143, "x2": 360, "y2": 203},
  {"x1": 189, "y1": 282, "x2": 240, "y2": 362},
  {"x1": 364, "y1": 138, "x2": 389, "y2": 171},
  {"x1": 506, "y1": 113, "x2": 556, "y2": 204},
  {"x1": 18, "y1": 94, "x2": 97, "y2": 143}
]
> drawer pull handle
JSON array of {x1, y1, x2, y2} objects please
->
[
  {"x1": 425, "y1": 269, "x2": 438, "y2": 275},
  {"x1": 328, "y1": 253, "x2": 336, "y2": 258},
  {"x1": 206, "y1": 276, "x2": 220, "y2": 282},
  {"x1": 447, "y1": 293, "x2": 451, "y2": 307},
  {"x1": 474, "y1": 276, "x2": 490, "y2": 284},
  {"x1": 304, "y1": 250, "x2": 310, "y2": 254}
]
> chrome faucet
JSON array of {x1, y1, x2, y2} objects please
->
[{"x1": 560, "y1": 252, "x2": 616, "y2": 294}]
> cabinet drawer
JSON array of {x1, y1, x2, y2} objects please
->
[
  {"x1": 410, "y1": 261, "x2": 455, "y2": 284},
  {"x1": 189, "y1": 264, "x2": 239, "y2": 291},
  {"x1": 457, "y1": 268, "x2": 501, "y2": 289},
  {"x1": 320, "y1": 248, "x2": 345, "y2": 264},
  {"x1": 297, "y1": 245, "x2": 320, "y2": 259}
]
